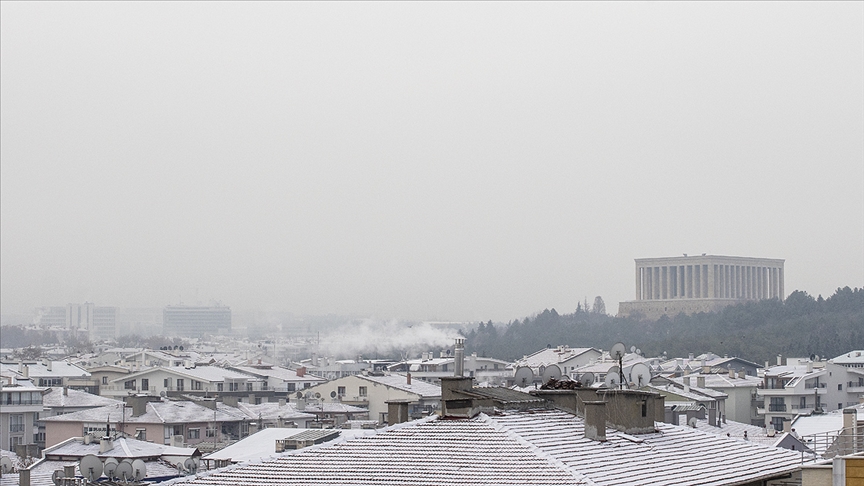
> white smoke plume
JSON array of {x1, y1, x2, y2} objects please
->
[{"x1": 318, "y1": 318, "x2": 462, "y2": 360}]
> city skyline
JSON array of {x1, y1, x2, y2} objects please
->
[{"x1": 2, "y1": 2, "x2": 862, "y2": 322}]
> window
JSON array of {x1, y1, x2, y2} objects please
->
[
  {"x1": 135, "y1": 428, "x2": 146, "y2": 441},
  {"x1": 286, "y1": 383, "x2": 296, "y2": 392},
  {"x1": 124, "y1": 380, "x2": 136, "y2": 390},
  {"x1": 359, "y1": 386, "x2": 367, "y2": 397},
  {"x1": 303, "y1": 383, "x2": 311, "y2": 389},
  {"x1": 188, "y1": 428, "x2": 200, "y2": 439},
  {"x1": 262, "y1": 381, "x2": 268, "y2": 390},
  {"x1": 229, "y1": 382, "x2": 239, "y2": 392},
  {"x1": 838, "y1": 403, "x2": 843, "y2": 410},
  {"x1": 206, "y1": 428, "x2": 217, "y2": 438},
  {"x1": 337, "y1": 386, "x2": 346, "y2": 397},
  {"x1": 176, "y1": 379, "x2": 184, "y2": 391},
  {"x1": 800, "y1": 397, "x2": 806, "y2": 409},
  {"x1": 102, "y1": 377, "x2": 108, "y2": 385},
  {"x1": 192, "y1": 380, "x2": 202, "y2": 391},
  {"x1": 246, "y1": 383, "x2": 253, "y2": 392},
  {"x1": 10, "y1": 414, "x2": 25, "y2": 433},
  {"x1": 838, "y1": 384, "x2": 843, "y2": 391},
  {"x1": 164, "y1": 379, "x2": 170, "y2": 388},
  {"x1": 771, "y1": 417, "x2": 784, "y2": 432},
  {"x1": 141, "y1": 379, "x2": 149, "y2": 391},
  {"x1": 217, "y1": 383, "x2": 223, "y2": 392}
]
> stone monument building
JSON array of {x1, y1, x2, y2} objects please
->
[{"x1": 618, "y1": 254, "x2": 784, "y2": 319}]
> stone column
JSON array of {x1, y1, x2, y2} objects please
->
[
  {"x1": 665, "y1": 266, "x2": 672, "y2": 300},
  {"x1": 779, "y1": 267, "x2": 784, "y2": 300},
  {"x1": 636, "y1": 264, "x2": 642, "y2": 300},
  {"x1": 708, "y1": 264, "x2": 716, "y2": 298},
  {"x1": 695, "y1": 265, "x2": 701, "y2": 298},
  {"x1": 654, "y1": 267, "x2": 661, "y2": 300}
]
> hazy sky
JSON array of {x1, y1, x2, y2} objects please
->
[{"x1": 2, "y1": 2, "x2": 862, "y2": 322}]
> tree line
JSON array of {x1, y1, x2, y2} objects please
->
[{"x1": 463, "y1": 286, "x2": 864, "y2": 365}]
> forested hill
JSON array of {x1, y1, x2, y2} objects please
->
[{"x1": 463, "y1": 287, "x2": 864, "y2": 365}]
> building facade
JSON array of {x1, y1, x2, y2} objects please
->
[
  {"x1": 163, "y1": 306, "x2": 231, "y2": 337},
  {"x1": 618, "y1": 254, "x2": 785, "y2": 319}
]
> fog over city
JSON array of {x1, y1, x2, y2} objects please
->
[{"x1": 2, "y1": 2, "x2": 862, "y2": 323}]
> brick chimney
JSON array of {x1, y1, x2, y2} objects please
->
[
  {"x1": 439, "y1": 376, "x2": 476, "y2": 418},
  {"x1": 296, "y1": 367, "x2": 306, "y2": 377},
  {"x1": 696, "y1": 376, "x2": 705, "y2": 389},
  {"x1": 406, "y1": 372, "x2": 411, "y2": 385}
]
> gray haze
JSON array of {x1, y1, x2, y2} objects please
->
[{"x1": 2, "y1": 3, "x2": 862, "y2": 323}]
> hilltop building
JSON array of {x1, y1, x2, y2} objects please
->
[{"x1": 618, "y1": 254, "x2": 785, "y2": 319}]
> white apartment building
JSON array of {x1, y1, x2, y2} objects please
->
[
  {"x1": 0, "y1": 378, "x2": 45, "y2": 452},
  {"x1": 757, "y1": 357, "x2": 864, "y2": 431}
]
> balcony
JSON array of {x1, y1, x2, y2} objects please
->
[
  {"x1": 804, "y1": 382, "x2": 827, "y2": 389},
  {"x1": 9, "y1": 424, "x2": 26, "y2": 433},
  {"x1": 768, "y1": 403, "x2": 787, "y2": 412}
]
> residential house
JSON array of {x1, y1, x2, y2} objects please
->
[
  {"x1": 228, "y1": 363, "x2": 325, "y2": 393},
  {"x1": 36, "y1": 387, "x2": 119, "y2": 448},
  {"x1": 512, "y1": 346, "x2": 602, "y2": 380},
  {"x1": 100, "y1": 365, "x2": 262, "y2": 400},
  {"x1": 305, "y1": 373, "x2": 440, "y2": 425}
]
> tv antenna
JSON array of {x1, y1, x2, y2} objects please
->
[
  {"x1": 513, "y1": 367, "x2": 534, "y2": 387},
  {"x1": 610, "y1": 342, "x2": 626, "y2": 389}
]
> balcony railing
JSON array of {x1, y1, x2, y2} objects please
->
[
  {"x1": 9, "y1": 424, "x2": 26, "y2": 433},
  {"x1": 804, "y1": 383, "x2": 827, "y2": 389},
  {"x1": 768, "y1": 404, "x2": 787, "y2": 412}
]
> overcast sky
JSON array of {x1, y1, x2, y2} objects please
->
[{"x1": 1, "y1": 2, "x2": 862, "y2": 323}]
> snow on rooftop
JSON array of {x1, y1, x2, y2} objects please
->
[
  {"x1": 168, "y1": 408, "x2": 802, "y2": 486},
  {"x1": 357, "y1": 373, "x2": 441, "y2": 397}
]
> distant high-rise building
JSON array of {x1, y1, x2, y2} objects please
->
[
  {"x1": 618, "y1": 254, "x2": 784, "y2": 319},
  {"x1": 33, "y1": 303, "x2": 116, "y2": 341},
  {"x1": 163, "y1": 305, "x2": 231, "y2": 337}
]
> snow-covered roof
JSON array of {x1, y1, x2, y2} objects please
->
[
  {"x1": 514, "y1": 346, "x2": 600, "y2": 369},
  {"x1": 831, "y1": 350, "x2": 864, "y2": 365},
  {"x1": 112, "y1": 366, "x2": 256, "y2": 384},
  {"x1": 230, "y1": 365, "x2": 325, "y2": 383},
  {"x1": 203, "y1": 428, "x2": 371, "y2": 463},
  {"x1": 44, "y1": 436, "x2": 194, "y2": 460},
  {"x1": 42, "y1": 400, "x2": 241, "y2": 425},
  {"x1": 167, "y1": 408, "x2": 803, "y2": 486},
  {"x1": 234, "y1": 402, "x2": 316, "y2": 421},
  {"x1": 0, "y1": 361, "x2": 90, "y2": 378},
  {"x1": 42, "y1": 387, "x2": 120, "y2": 408},
  {"x1": 356, "y1": 373, "x2": 441, "y2": 398}
]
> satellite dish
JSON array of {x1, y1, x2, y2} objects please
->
[
  {"x1": 688, "y1": 416, "x2": 698, "y2": 428},
  {"x1": 314, "y1": 392, "x2": 321, "y2": 399},
  {"x1": 296, "y1": 392, "x2": 303, "y2": 399},
  {"x1": 131, "y1": 459, "x2": 147, "y2": 481},
  {"x1": 104, "y1": 458, "x2": 119, "y2": 479},
  {"x1": 809, "y1": 354, "x2": 815, "y2": 361},
  {"x1": 610, "y1": 343, "x2": 626, "y2": 360},
  {"x1": 605, "y1": 366, "x2": 621, "y2": 388},
  {"x1": 52, "y1": 469, "x2": 65, "y2": 486},
  {"x1": 179, "y1": 346, "x2": 184, "y2": 351},
  {"x1": 538, "y1": 365, "x2": 546, "y2": 375},
  {"x1": 636, "y1": 348, "x2": 642, "y2": 356},
  {"x1": 581, "y1": 372, "x2": 595, "y2": 386},
  {"x1": 629, "y1": 363, "x2": 652, "y2": 387},
  {"x1": 541, "y1": 364, "x2": 562, "y2": 382},
  {"x1": 330, "y1": 391, "x2": 337, "y2": 398},
  {"x1": 513, "y1": 367, "x2": 534, "y2": 387},
  {"x1": 115, "y1": 461, "x2": 133, "y2": 481},
  {"x1": 630, "y1": 345, "x2": 636, "y2": 353},
  {"x1": 80, "y1": 454, "x2": 103, "y2": 481},
  {"x1": 815, "y1": 355, "x2": 820, "y2": 361},
  {"x1": 184, "y1": 458, "x2": 197, "y2": 474},
  {"x1": 160, "y1": 391, "x2": 167, "y2": 398},
  {"x1": 0, "y1": 456, "x2": 13, "y2": 474}
]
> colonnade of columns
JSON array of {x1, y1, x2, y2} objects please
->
[{"x1": 635, "y1": 262, "x2": 784, "y2": 301}]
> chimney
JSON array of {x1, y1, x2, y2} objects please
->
[
  {"x1": 583, "y1": 401, "x2": 607, "y2": 441},
  {"x1": 386, "y1": 400, "x2": 410, "y2": 425},
  {"x1": 64, "y1": 465, "x2": 75, "y2": 478},
  {"x1": 22, "y1": 365, "x2": 29, "y2": 378},
  {"x1": 63, "y1": 387, "x2": 68, "y2": 396},
  {"x1": 311, "y1": 353, "x2": 318, "y2": 367},
  {"x1": 843, "y1": 408, "x2": 857, "y2": 430},
  {"x1": 683, "y1": 376, "x2": 690, "y2": 393},
  {"x1": 200, "y1": 399, "x2": 217, "y2": 410},
  {"x1": 297, "y1": 398, "x2": 306, "y2": 411},
  {"x1": 708, "y1": 408, "x2": 717, "y2": 427},
  {"x1": 406, "y1": 372, "x2": 412, "y2": 385},
  {"x1": 696, "y1": 376, "x2": 705, "y2": 389},
  {"x1": 83, "y1": 434, "x2": 92, "y2": 445},
  {"x1": 19, "y1": 468, "x2": 30, "y2": 486},
  {"x1": 296, "y1": 367, "x2": 306, "y2": 377},
  {"x1": 99, "y1": 438, "x2": 113, "y2": 453},
  {"x1": 765, "y1": 361, "x2": 769, "y2": 369},
  {"x1": 47, "y1": 361, "x2": 52, "y2": 372},
  {"x1": 688, "y1": 353, "x2": 694, "y2": 361},
  {"x1": 807, "y1": 361, "x2": 813, "y2": 373},
  {"x1": 222, "y1": 395, "x2": 239, "y2": 407},
  {"x1": 278, "y1": 398, "x2": 286, "y2": 407},
  {"x1": 777, "y1": 354, "x2": 783, "y2": 366},
  {"x1": 454, "y1": 338, "x2": 465, "y2": 377},
  {"x1": 783, "y1": 419, "x2": 792, "y2": 433},
  {"x1": 737, "y1": 370, "x2": 746, "y2": 379},
  {"x1": 729, "y1": 368, "x2": 735, "y2": 379}
]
